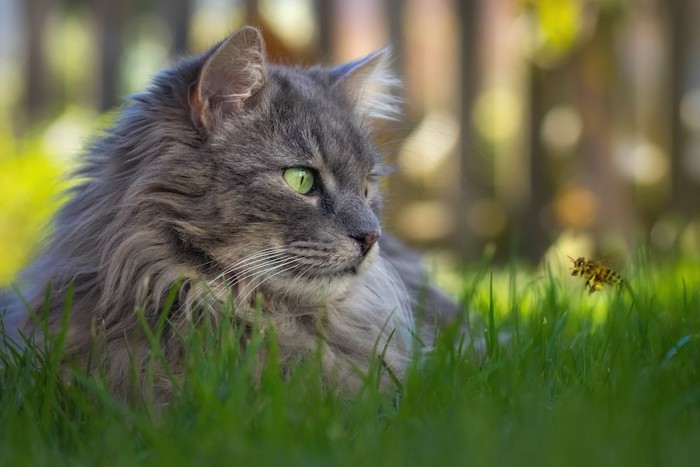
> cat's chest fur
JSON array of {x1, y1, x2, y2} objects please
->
[{"x1": 243, "y1": 255, "x2": 415, "y2": 390}]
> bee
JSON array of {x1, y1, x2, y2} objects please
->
[{"x1": 567, "y1": 256, "x2": 624, "y2": 294}]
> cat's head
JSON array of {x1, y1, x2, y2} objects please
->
[{"x1": 143, "y1": 27, "x2": 401, "y2": 304}]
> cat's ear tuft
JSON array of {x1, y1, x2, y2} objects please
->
[
  {"x1": 190, "y1": 26, "x2": 267, "y2": 131},
  {"x1": 330, "y1": 49, "x2": 402, "y2": 122}
]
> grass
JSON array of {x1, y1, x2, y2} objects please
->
[{"x1": 1, "y1": 255, "x2": 699, "y2": 466}]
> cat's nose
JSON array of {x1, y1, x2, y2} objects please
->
[{"x1": 352, "y1": 232, "x2": 380, "y2": 256}]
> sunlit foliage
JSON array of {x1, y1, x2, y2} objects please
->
[{"x1": 0, "y1": 135, "x2": 69, "y2": 285}]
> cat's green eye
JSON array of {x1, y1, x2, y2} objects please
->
[{"x1": 283, "y1": 167, "x2": 315, "y2": 194}]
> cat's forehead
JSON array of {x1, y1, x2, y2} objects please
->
[{"x1": 266, "y1": 68, "x2": 380, "y2": 182}]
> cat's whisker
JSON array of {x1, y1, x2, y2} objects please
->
[
  {"x1": 199, "y1": 251, "x2": 301, "y2": 311},
  {"x1": 218, "y1": 252, "x2": 296, "y2": 290},
  {"x1": 235, "y1": 255, "x2": 304, "y2": 295},
  {"x1": 218, "y1": 247, "x2": 291, "y2": 272},
  {"x1": 281, "y1": 261, "x2": 318, "y2": 303},
  {"x1": 189, "y1": 248, "x2": 293, "y2": 307},
  {"x1": 211, "y1": 253, "x2": 290, "y2": 292},
  {"x1": 236, "y1": 257, "x2": 307, "y2": 307},
  {"x1": 237, "y1": 262, "x2": 306, "y2": 310}
]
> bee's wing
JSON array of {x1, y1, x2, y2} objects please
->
[{"x1": 595, "y1": 252, "x2": 624, "y2": 266}]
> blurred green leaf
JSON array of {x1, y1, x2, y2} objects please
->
[{"x1": 0, "y1": 134, "x2": 68, "y2": 285}]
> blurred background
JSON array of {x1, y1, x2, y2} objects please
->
[{"x1": 1, "y1": 0, "x2": 700, "y2": 286}]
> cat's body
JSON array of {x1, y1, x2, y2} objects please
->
[{"x1": 1, "y1": 27, "x2": 458, "y2": 399}]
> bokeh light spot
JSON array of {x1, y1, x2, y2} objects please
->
[
  {"x1": 614, "y1": 141, "x2": 668, "y2": 185},
  {"x1": 472, "y1": 88, "x2": 521, "y2": 144},
  {"x1": 397, "y1": 201, "x2": 455, "y2": 242},
  {"x1": 554, "y1": 186, "x2": 598, "y2": 229},
  {"x1": 260, "y1": 0, "x2": 315, "y2": 49},
  {"x1": 541, "y1": 105, "x2": 582, "y2": 154},
  {"x1": 467, "y1": 198, "x2": 507, "y2": 238},
  {"x1": 398, "y1": 111, "x2": 459, "y2": 182}
]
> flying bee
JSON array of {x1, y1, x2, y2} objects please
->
[{"x1": 567, "y1": 256, "x2": 624, "y2": 294}]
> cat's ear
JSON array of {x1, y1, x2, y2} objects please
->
[
  {"x1": 330, "y1": 49, "x2": 401, "y2": 121},
  {"x1": 189, "y1": 26, "x2": 266, "y2": 131}
]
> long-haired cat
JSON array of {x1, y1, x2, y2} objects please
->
[{"x1": 1, "y1": 27, "x2": 459, "y2": 399}]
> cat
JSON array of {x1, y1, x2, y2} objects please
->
[{"x1": 1, "y1": 26, "x2": 459, "y2": 400}]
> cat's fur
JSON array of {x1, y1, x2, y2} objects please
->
[{"x1": 1, "y1": 27, "x2": 458, "y2": 399}]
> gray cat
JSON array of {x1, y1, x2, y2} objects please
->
[{"x1": 1, "y1": 27, "x2": 459, "y2": 399}]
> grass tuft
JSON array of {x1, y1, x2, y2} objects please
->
[{"x1": 2, "y1": 258, "x2": 699, "y2": 466}]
